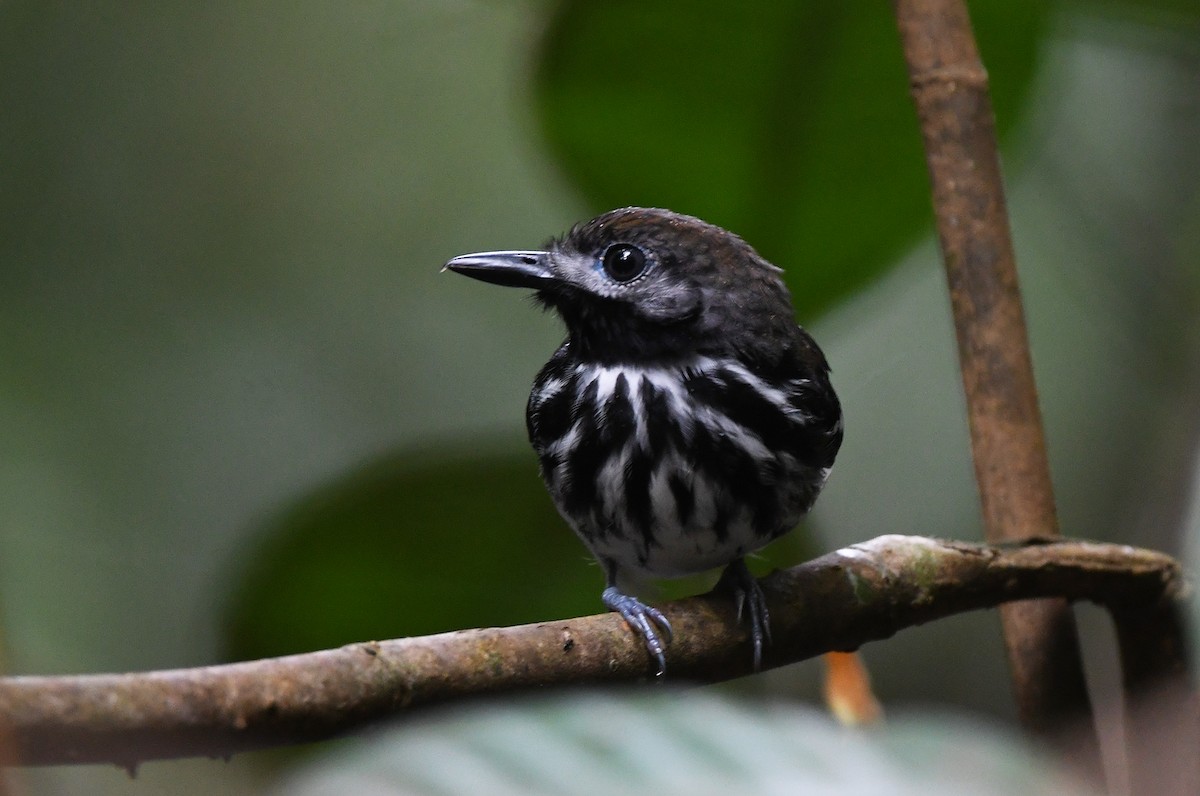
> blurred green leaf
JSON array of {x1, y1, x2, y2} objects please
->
[
  {"x1": 224, "y1": 451, "x2": 602, "y2": 662},
  {"x1": 535, "y1": 1, "x2": 1048, "y2": 318},
  {"x1": 1078, "y1": 0, "x2": 1200, "y2": 27},
  {"x1": 271, "y1": 691, "x2": 1094, "y2": 795},
  {"x1": 223, "y1": 446, "x2": 838, "y2": 664}
]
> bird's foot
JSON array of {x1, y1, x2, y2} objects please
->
[
  {"x1": 717, "y1": 559, "x2": 771, "y2": 670},
  {"x1": 602, "y1": 586, "x2": 673, "y2": 677}
]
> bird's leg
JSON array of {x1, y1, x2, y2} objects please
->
[
  {"x1": 717, "y1": 558, "x2": 771, "y2": 670},
  {"x1": 601, "y1": 578, "x2": 673, "y2": 677}
]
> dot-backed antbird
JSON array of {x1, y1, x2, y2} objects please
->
[{"x1": 445, "y1": 207, "x2": 843, "y2": 675}]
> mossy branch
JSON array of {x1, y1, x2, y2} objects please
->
[{"x1": 0, "y1": 535, "x2": 1187, "y2": 769}]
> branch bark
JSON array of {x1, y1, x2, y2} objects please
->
[
  {"x1": 892, "y1": 0, "x2": 1094, "y2": 752},
  {"x1": 0, "y1": 536, "x2": 1186, "y2": 769}
]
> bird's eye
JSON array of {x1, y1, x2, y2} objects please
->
[{"x1": 601, "y1": 244, "x2": 648, "y2": 283}]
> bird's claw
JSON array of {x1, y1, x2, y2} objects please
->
[
  {"x1": 602, "y1": 586, "x2": 673, "y2": 676},
  {"x1": 720, "y1": 560, "x2": 771, "y2": 670}
]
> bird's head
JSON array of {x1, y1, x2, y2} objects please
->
[{"x1": 445, "y1": 207, "x2": 804, "y2": 364}]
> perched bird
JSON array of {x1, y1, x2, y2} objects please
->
[{"x1": 445, "y1": 207, "x2": 842, "y2": 675}]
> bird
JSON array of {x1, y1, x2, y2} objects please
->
[{"x1": 444, "y1": 207, "x2": 842, "y2": 675}]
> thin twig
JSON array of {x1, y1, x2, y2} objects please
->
[
  {"x1": 0, "y1": 536, "x2": 1185, "y2": 768},
  {"x1": 891, "y1": 0, "x2": 1095, "y2": 751}
]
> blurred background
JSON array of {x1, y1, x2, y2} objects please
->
[{"x1": 1, "y1": 1, "x2": 1197, "y2": 793}]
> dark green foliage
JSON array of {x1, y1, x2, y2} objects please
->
[
  {"x1": 224, "y1": 452, "x2": 596, "y2": 662},
  {"x1": 535, "y1": 1, "x2": 1048, "y2": 318}
]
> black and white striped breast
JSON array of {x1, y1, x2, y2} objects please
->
[{"x1": 525, "y1": 345, "x2": 841, "y2": 579}]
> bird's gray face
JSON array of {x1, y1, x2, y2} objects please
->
[
  {"x1": 443, "y1": 238, "x2": 702, "y2": 326},
  {"x1": 444, "y1": 207, "x2": 792, "y2": 362}
]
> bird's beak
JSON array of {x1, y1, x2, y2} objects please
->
[{"x1": 442, "y1": 250, "x2": 555, "y2": 289}]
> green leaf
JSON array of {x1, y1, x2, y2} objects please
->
[
  {"x1": 535, "y1": 1, "x2": 1049, "y2": 318},
  {"x1": 1077, "y1": 0, "x2": 1200, "y2": 27},
  {"x1": 272, "y1": 691, "x2": 1093, "y2": 795},
  {"x1": 223, "y1": 446, "x2": 835, "y2": 663},
  {"x1": 223, "y1": 451, "x2": 600, "y2": 662}
]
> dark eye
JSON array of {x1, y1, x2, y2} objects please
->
[{"x1": 601, "y1": 243, "x2": 648, "y2": 283}]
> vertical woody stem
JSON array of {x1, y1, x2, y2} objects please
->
[{"x1": 891, "y1": 0, "x2": 1097, "y2": 761}]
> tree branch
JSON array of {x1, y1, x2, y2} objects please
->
[
  {"x1": 0, "y1": 536, "x2": 1186, "y2": 769},
  {"x1": 892, "y1": 0, "x2": 1094, "y2": 751}
]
